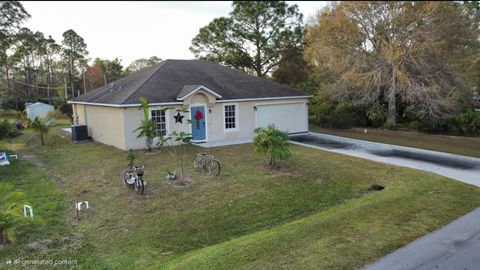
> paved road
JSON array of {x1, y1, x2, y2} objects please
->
[
  {"x1": 363, "y1": 207, "x2": 480, "y2": 270},
  {"x1": 289, "y1": 132, "x2": 480, "y2": 270}
]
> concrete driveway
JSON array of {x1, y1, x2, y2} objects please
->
[
  {"x1": 289, "y1": 132, "x2": 480, "y2": 270},
  {"x1": 289, "y1": 132, "x2": 480, "y2": 187}
]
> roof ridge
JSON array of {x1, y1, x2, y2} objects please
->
[{"x1": 120, "y1": 60, "x2": 168, "y2": 104}]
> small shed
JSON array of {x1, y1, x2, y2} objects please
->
[{"x1": 25, "y1": 102, "x2": 54, "y2": 121}]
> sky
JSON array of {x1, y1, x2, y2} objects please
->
[{"x1": 21, "y1": 1, "x2": 328, "y2": 67}]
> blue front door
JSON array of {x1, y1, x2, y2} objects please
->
[{"x1": 191, "y1": 106, "x2": 206, "y2": 141}]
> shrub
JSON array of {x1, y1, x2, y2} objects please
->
[
  {"x1": 31, "y1": 115, "x2": 53, "y2": 145},
  {"x1": 443, "y1": 110, "x2": 480, "y2": 135},
  {"x1": 417, "y1": 110, "x2": 480, "y2": 135},
  {"x1": 366, "y1": 103, "x2": 387, "y2": 128},
  {"x1": 408, "y1": 121, "x2": 421, "y2": 131},
  {"x1": 134, "y1": 97, "x2": 156, "y2": 151},
  {"x1": 253, "y1": 124, "x2": 292, "y2": 168},
  {"x1": 127, "y1": 149, "x2": 136, "y2": 168},
  {"x1": 0, "y1": 119, "x2": 21, "y2": 139},
  {"x1": 309, "y1": 94, "x2": 366, "y2": 129}
]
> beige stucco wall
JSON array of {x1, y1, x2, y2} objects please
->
[
  {"x1": 73, "y1": 91, "x2": 308, "y2": 150},
  {"x1": 74, "y1": 104, "x2": 127, "y2": 150}
]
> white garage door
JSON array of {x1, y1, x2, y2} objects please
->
[{"x1": 255, "y1": 102, "x2": 308, "y2": 133}]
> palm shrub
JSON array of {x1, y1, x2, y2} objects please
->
[
  {"x1": 14, "y1": 110, "x2": 30, "y2": 128},
  {"x1": 0, "y1": 185, "x2": 28, "y2": 245},
  {"x1": 31, "y1": 115, "x2": 53, "y2": 145},
  {"x1": 253, "y1": 124, "x2": 292, "y2": 168},
  {"x1": 134, "y1": 97, "x2": 156, "y2": 151},
  {"x1": 0, "y1": 119, "x2": 21, "y2": 139}
]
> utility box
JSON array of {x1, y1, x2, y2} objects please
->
[{"x1": 71, "y1": 125, "x2": 88, "y2": 141}]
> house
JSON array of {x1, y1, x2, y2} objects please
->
[
  {"x1": 25, "y1": 102, "x2": 54, "y2": 122},
  {"x1": 68, "y1": 60, "x2": 312, "y2": 150}
]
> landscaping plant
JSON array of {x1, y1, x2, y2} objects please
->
[
  {"x1": 253, "y1": 124, "x2": 292, "y2": 168},
  {"x1": 127, "y1": 149, "x2": 136, "y2": 168},
  {"x1": 0, "y1": 185, "x2": 29, "y2": 245},
  {"x1": 31, "y1": 114, "x2": 53, "y2": 145},
  {"x1": 157, "y1": 108, "x2": 192, "y2": 181},
  {"x1": 14, "y1": 110, "x2": 30, "y2": 129},
  {"x1": 134, "y1": 97, "x2": 156, "y2": 151},
  {"x1": 0, "y1": 119, "x2": 21, "y2": 139}
]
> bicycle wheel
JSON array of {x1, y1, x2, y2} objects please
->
[
  {"x1": 135, "y1": 178, "x2": 144, "y2": 195},
  {"x1": 208, "y1": 160, "x2": 221, "y2": 176},
  {"x1": 194, "y1": 155, "x2": 204, "y2": 170},
  {"x1": 123, "y1": 170, "x2": 131, "y2": 186}
]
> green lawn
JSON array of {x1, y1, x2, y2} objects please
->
[
  {"x1": 310, "y1": 125, "x2": 480, "y2": 158},
  {"x1": 1, "y1": 123, "x2": 479, "y2": 269}
]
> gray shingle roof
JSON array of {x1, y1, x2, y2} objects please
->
[{"x1": 71, "y1": 60, "x2": 310, "y2": 105}]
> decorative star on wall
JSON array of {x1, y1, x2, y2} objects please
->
[{"x1": 174, "y1": 112, "x2": 184, "y2": 123}]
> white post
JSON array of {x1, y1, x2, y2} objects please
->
[
  {"x1": 23, "y1": 205, "x2": 33, "y2": 218},
  {"x1": 75, "y1": 201, "x2": 89, "y2": 220}
]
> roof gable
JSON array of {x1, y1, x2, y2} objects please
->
[{"x1": 176, "y1": 85, "x2": 222, "y2": 101}]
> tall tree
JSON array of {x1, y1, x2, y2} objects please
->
[
  {"x1": 62, "y1": 29, "x2": 88, "y2": 99},
  {"x1": 0, "y1": 1, "x2": 30, "y2": 38},
  {"x1": 306, "y1": 1, "x2": 480, "y2": 125},
  {"x1": 0, "y1": 1, "x2": 30, "y2": 107},
  {"x1": 271, "y1": 45, "x2": 310, "y2": 87},
  {"x1": 94, "y1": 58, "x2": 124, "y2": 83},
  {"x1": 85, "y1": 64, "x2": 104, "y2": 91},
  {"x1": 41, "y1": 35, "x2": 60, "y2": 103},
  {"x1": 13, "y1": 28, "x2": 44, "y2": 98},
  {"x1": 190, "y1": 1, "x2": 303, "y2": 77},
  {"x1": 126, "y1": 56, "x2": 162, "y2": 73}
]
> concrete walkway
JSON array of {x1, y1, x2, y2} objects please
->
[
  {"x1": 289, "y1": 132, "x2": 480, "y2": 187},
  {"x1": 193, "y1": 137, "x2": 252, "y2": 148},
  {"x1": 289, "y1": 132, "x2": 480, "y2": 270}
]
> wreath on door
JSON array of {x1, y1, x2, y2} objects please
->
[
  {"x1": 194, "y1": 110, "x2": 203, "y2": 129},
  {"x1": 194, "y1": 111, "x2": 203, "y2": 120}
]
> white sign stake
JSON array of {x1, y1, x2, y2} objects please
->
[
  {"x1": 23, "y1": 204, "x2": 33, "y2": 218},
  {"x1": 75, "y1": 201, "x2": 89, "y2": 220}
]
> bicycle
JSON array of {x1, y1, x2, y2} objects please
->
[
  {"x1": 193, "y1": 153, "x2": 221, "y2": 176},
  {"x1": 123, "y1": 165, "x2": 145, "y2": 195}
]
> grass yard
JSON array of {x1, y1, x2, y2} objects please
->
[
  {"x1": 310, "y1": 125, "x2": 480, "y2": 158},
  {"x1": 1, "y1": 122, "x2": 480, "y2": 269}
]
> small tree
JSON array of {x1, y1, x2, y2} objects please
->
[
  {"x1": 134, "y1": 97, "x2": 155, "y2": 151},
  {"x1": 253, "y1": 124, "x2": 292, "y2": 168},
  {"x1": 126, "y1": 149, "x2": 136, "y2": 168},
  {"x1": 31, "y1": 114, "x2": 53, "y2": 145},
  {"x1": 157, "y1": 109, "x2": 192, "y2": 181}
]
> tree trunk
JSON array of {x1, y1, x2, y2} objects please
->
[
  {"x1": 40, "y1": 133, "x2": 44, "y2": 145},
  {"x1": 387, "y1": 65, "x2": 397, "y2": 126},
  {"x1": 64, "y1": 76, "x2": 68, "y2": 101},
  {"x1": 70, "y1": 58, "x2": 75, "y2": 98},
  {"x1": 47, "y1": 65, "x2": 52, "y2": 104},
  {"x1": 70, "y1": 70, "x2": 75, "y2": 99},
  {"x1": 13, "y1": 75, "x2": 19, "y2": 110}
]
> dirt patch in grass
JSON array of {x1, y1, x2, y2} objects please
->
[
  {"x1": 170, "y1": 176, "x2": 194, "y2": 187},
  {"x1": 258, "y1": 162, "x2": 302, "y2": 178}
]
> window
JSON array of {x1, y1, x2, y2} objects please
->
[
  {"x1": 224, "y1": 104, "x2": 237, "y2": 130},
  {"x1": 151, "y1": 110, "x2": 166, "y2": 136}
]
